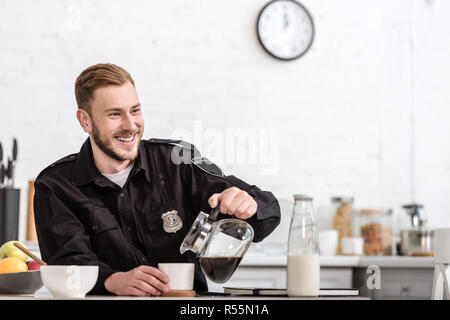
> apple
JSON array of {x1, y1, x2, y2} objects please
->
[
  {"x1": 0, "y1": 241, "x2": 29, "y2": 262},
  {"x1": 26, "y1": 261, "x2": 41, "y2": 271},
  {"x1": 0, "y1": 257, "x2": 28, "y2": 273}
]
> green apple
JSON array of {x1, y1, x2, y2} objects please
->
[{"x1": 0, "y1": 241, "x2": 28, "y2": 262}]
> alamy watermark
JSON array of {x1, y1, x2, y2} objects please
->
[
  {"x1": 366, "y1": 264, "x2": 381, "y2": 290},
  {"x1": 169, "y1": 120, "x2": 280, "y2": 175},
  {"x1": 66, "y1": 265, "x2": 82, "y2": 290}
]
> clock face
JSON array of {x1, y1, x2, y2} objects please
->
[{"x1": 257, "y1": 0, "x2": 314, "y2": 61}]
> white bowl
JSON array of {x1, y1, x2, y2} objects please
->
[{"x1": 40, "y1": 265, "x2": 98, "y2": 298}]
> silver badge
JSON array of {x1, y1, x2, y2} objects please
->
[{"x1": 161, "y1": 210, "x2": 183, "y2": 233}]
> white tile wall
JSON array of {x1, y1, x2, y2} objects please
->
[{"x1": 0, "y1": 0, "x2": 449, "y2": 243}]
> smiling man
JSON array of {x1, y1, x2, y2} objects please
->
[{"x1": 33, "y1": 63, "x2": 281, "y2": 296}]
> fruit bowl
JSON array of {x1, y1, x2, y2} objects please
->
[{"x1": 0, "y1": 270, "x2": 43, "y2": 294}]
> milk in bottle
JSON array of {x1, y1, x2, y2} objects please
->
[{"x1": 287, "y1": 195, "x2": 320, "y2": 296}]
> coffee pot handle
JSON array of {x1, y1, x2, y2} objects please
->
[{"x1": 209, "y1": 200, "x2": 221, "y2": 222}]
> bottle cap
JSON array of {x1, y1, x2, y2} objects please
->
[{"x1": 293, "y1": 194, "x2": 313, "y2": 201}]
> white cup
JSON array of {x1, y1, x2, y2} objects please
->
[
  {"x1": 319, "y1": 230, "x2": 338, "y2": 255},
  {"x1": 158, "y1": 263, "x2": 194, "y2": 291},
  {"x1": 342, "y1": 237, "x2": 364, "y2": 255}
]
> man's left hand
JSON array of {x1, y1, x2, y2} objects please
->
[{"x1": 208, "y1": 187, "x2": 257, "y2": 220}]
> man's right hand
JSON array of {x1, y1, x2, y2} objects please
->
[{"x1": 104, "y1": 265, "x2": 170, "y2": 296}]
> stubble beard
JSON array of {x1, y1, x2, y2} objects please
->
[{"x1": 91, "y1": 120, "x2": 142, "y2": 162}]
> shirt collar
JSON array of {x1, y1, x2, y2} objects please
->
[{"x1": 71, "y1": 138, "x2": 151, "y2": 187}]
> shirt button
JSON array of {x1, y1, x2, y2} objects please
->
[
  {"x1": 141, "y1": 257, "x2": 146, "y2": 262},
  {"x1": 92, "y1": 226, "x2": 98, "y2": 231},
  {"x1": 119, "y1": 193, "x2": 125, "y2": 198}
]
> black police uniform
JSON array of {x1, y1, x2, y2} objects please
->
[{"x1": 33, "y1": 138, "x2": 281, "y2": 295}]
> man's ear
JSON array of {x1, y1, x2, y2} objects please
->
[{"x1": 76, "y1": 109, "x2": 92, "y2": 133}]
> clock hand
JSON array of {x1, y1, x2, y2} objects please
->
[{"x1": 283, "y1": 13, "x2": 289, "y2": 29}]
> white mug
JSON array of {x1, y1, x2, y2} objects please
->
[
  {"x1": 319, "y1": 230, "x2": 338, "y2": 255},
  {"x1": 341, "y1": 237, "x2": 364, "y2": 255},
  {"x1": 158, "y1": 263, "x2": 194, "y2": 291}
]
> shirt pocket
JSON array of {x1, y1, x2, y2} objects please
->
[
  {"x1": 88, "y1": 205, "x2": 120, "y2": 234},
  {"x1": 86, "y1": 205, "x2": 134, "y2": 266},
  {"x1": 141, "y1": 204, "x2": 189, "y2": 260}
]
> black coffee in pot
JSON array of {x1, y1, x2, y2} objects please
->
[{"x1": 199, "y1": 257, "x2": 242, "y2": 283}]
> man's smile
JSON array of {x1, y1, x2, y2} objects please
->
[{"x1": 115, "y1": 133, "x2": 138, "y2": 146}]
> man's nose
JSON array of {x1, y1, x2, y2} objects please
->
[{"x1": 121, "y1": 113, "x2": 137, "y2": 132}]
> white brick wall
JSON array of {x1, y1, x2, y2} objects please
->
[{"x1": 0, "y1": 0, "x2": 449, "y2": 243}]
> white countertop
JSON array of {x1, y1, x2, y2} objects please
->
[{"x1": 0, "y1": 293, "x2": 368, "y2": 300}]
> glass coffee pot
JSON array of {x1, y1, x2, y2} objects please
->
[{"x1": 180, "y1": 202, "x2": 254, "y2": 283}]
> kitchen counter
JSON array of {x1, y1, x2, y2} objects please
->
[
  {"x1": 15, "y1": 242, "x2": 435, "y2": 300},
  {"x1": 230, "y1": 253, "x2": 435, "y2": 300},
  {"x1": 0, "y1": 285, "x2": 369, "y2": 300},
  {"x1": 0, "y1": 294, "x2": 368, "y2": 300}
]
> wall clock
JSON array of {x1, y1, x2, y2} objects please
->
[{"x1": 257, "y1": 0, "x2": 315, "y2": 61}]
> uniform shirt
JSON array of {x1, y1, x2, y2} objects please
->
[{"x1": 33, "y1": 138, "x2": 281, "y2": 295}]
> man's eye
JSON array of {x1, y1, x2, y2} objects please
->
[
  {"x1": 132, "y1": 108, "x2": 140, "y2": 114},
  {"x1": 109, "y1": 113, "x2": 120, "y2": 117}
]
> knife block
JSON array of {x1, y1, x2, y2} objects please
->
[{"x1": 0, "y1": 187, "x2": 21, "y2": 243}]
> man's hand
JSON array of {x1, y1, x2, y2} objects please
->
[
  {"x1": 104, "y1": 265, "x2": 170, "y2": 296},
  {"x1": 208, "y1": 187, "x2": 257, "y2": 220}
]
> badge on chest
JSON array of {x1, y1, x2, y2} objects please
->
[{"x1": 161, "y1": 210, "x2": 183, "y2": 233}]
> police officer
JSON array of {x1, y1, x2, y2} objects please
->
[{"x1": 34, "y1": 63, "x2": 281, "y2": 296}]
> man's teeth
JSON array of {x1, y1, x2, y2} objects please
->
[{"x1": 116, "y1": 135, "x2": 134, "y2": 142}]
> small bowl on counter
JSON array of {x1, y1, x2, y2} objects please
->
[{"x1": 40, "y1": 265, "x2": 98, "y2": 298}]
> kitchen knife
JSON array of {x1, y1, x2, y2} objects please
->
[
  {"x1": 0, "y1": 163, "x2": 4, "y2": 187},
  {"x1": 11, "y1": 137, "x2": 18, "y2": 187},
  {"x1": 0, "y1": 141, "x2": 3, "y2": 187},
  {"x1": 6, "y1": 156, "x2": 12, "y2": 187}
]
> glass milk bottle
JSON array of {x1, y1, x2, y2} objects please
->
[{"x1": 287, "y1": 194, "x2": 320, "y2": 296}]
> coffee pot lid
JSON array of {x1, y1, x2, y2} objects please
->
[
  {"x1": 179, "y1": 212, "x2": 211, "y2": 254},
  {"x1": 180, "y1": 205, "x2": 221, "y2": 254}
]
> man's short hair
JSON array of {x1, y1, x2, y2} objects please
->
[{"x1": 75, "y1": 63, "x2": 135, "y2": 114}]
